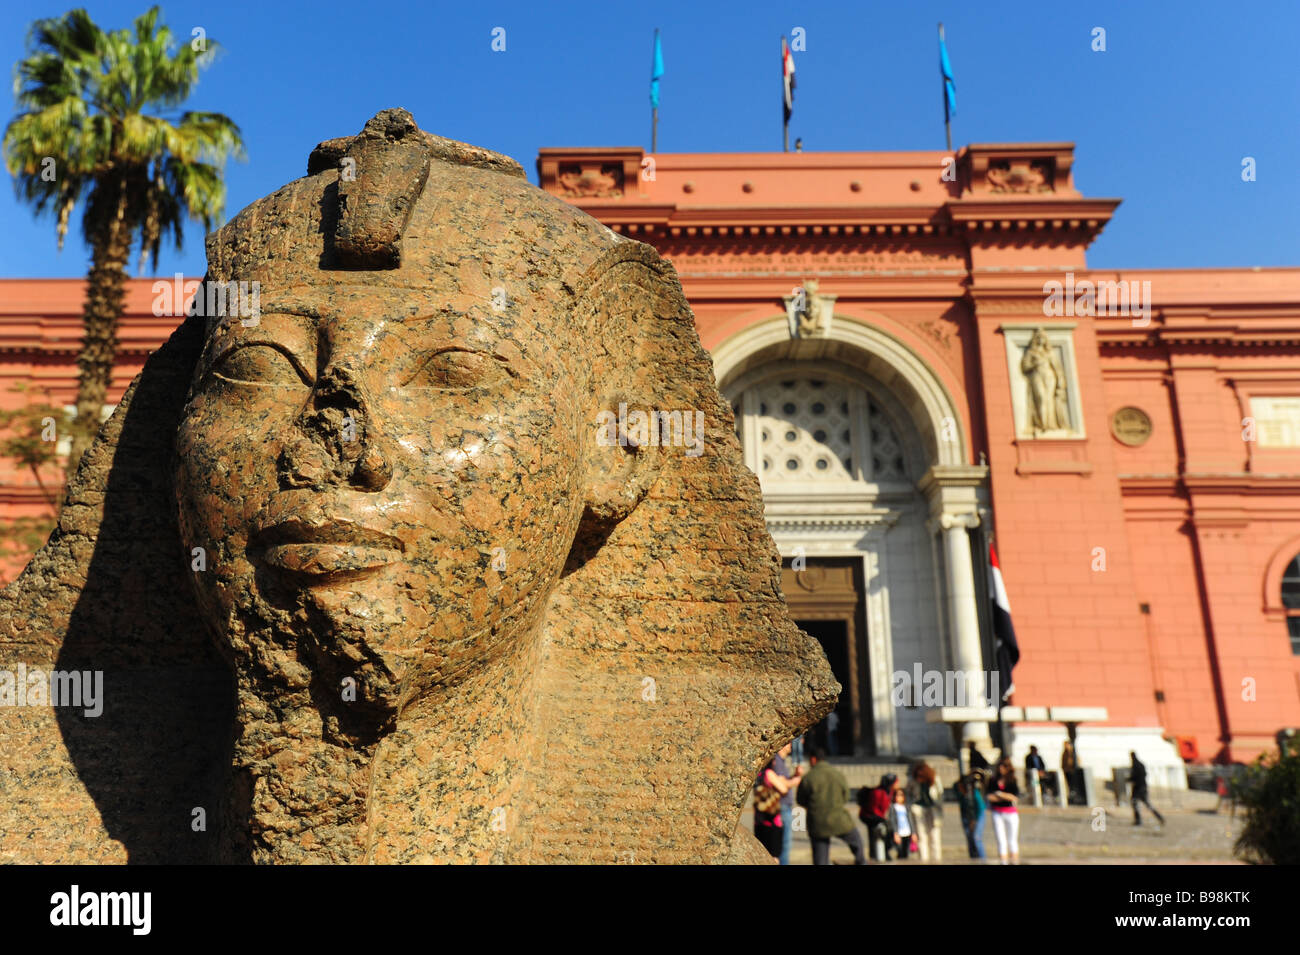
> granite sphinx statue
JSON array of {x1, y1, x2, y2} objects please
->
[{"x1": 0, "y1": 109, "x2": 836, "y2": 864}]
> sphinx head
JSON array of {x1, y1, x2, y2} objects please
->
[{"x1": 174, "y1": 110, "x2": 663, "y2": 733}]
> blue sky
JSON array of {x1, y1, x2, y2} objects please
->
[{"x1": 2, "y1": 0, "x2": 1297, "y2": 278}]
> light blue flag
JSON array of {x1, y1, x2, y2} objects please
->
[
  {"x1": 939, "y1": 27, "x2": 957, "y2": 122},
  {"x1": 650, "y1": 29, "x2": 664, "y2": 109}
]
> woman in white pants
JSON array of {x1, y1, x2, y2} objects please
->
[
  {"x1": 906, "y1": 761, "x2": 944, "y2": 862},
  {"x1": 986, "y1": 758, "x2": 1021, "y2": 864}
]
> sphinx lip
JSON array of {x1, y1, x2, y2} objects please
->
[{"x1": 251, "y1": 518, "x2": 405, "y2": 578}]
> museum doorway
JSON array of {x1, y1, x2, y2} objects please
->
[
  {"x1": 783, "y1": 557, "x2": 872, "y2": 756},
  {"x1": 718, "y1": 325, "x2": 983, "y2": 757}
]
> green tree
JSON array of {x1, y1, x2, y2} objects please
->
[
  {"x1": 3, "y1": 6, "x2": 243, "y2": 475},
  {"x1": 1233, "y1": 735, "x2": 1300, "y2": 864},
  {"x1": 0, "y1": 384, "x2": 70, "y2": 579}
]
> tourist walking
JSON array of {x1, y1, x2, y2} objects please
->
[
  {"x1": 957, "y1": 771, "x2": 987, "y2": 860},
  {"x1": 885, "y1": 786, "x2": 918, "y2": 860},
  {"x1": 906, "y1": 761, "x2": 944, "y2": 862},
  {"x1": 986, "y1": 757, "x2": 1021, "y2": 864},
  {"x1": 796, "y1": 746, "x2": 866, "y2": 865},
  {"x1": 752, "y1": 743, "x2": 801, "y2": 862},
  {"x1": 1129, "y1": 752, "x2": 1166, "y2": 828}
]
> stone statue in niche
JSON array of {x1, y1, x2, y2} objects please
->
[
  {"x1": 784, "y1": 278, "x2": 836, "y2": 339},
  {"x1": 0, "y1": 109, "x2": 836, "y2": 864},
  {"x1": 1020, "y1": 327, "x2": 1070, "y2": 434}
]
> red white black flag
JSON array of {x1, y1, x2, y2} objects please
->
[
  {"x1": 782, "y1": 37, "x2": 796, "y2": 123},
  {"x1": 989, "y1": 543, "x2": 1020, "y2": 700}
]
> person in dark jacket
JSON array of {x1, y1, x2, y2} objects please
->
[
  {"x1": 957, "y1": 771, "x2": 987, "y2": 860},
  {"x1": 1129, "y1": 752, "x2": 1166, "y2": 827},
  {"x1": 967, "y1": 741, "x2": 991, "y2": 773},
  {"x1": 795, "y1": 746, "x2": 866, "y2": 865},
  {"x1": 1024, "y1": 744, "x2": 1057, "y2": 800}
]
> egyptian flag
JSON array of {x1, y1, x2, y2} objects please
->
[
  {"x1": 782, "y1": 37, "x2": 796, "y2": 122},
  {"x1": 989, "y1": 543, "x2": 1020, "y2": 701}
]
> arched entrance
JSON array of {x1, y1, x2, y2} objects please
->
[{"x1": 715, "y1": 316, "x2": 991, "y2": 757}]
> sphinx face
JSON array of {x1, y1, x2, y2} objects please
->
[{"x1": 175, "y1": 281, "x2": 588, "y2": 712}]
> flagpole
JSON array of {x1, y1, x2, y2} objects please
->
[
  {"x1": 650, "y1": 28, "x2": 662, "y2": 154},
  {"x1": 782, "y1": 37, "x2": 788, "y2": 152},
  {"x1": 939, "y1": 23, "x2": 952, "y2": 151}
]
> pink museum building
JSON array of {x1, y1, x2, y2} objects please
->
[
  {"x1": 2, "y1": 140, "x2": 1298, "y2": 779},
  {"x1": 535, "y1": 141, "x2": 1300, "y2": 778}
]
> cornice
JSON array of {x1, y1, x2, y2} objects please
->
[
  {"x1": 1183, "y1": 473, "x2": 1300, "y2": 494},
  {"x1": 0, "y1": 343, "x2": 158, "y2": 357},
  {"x1": 1119, "y1": 473, "x2": 1300, "y2": 497},
  {"x1": 596, "y1": 199, "x2": 1122, "y2": 246},
  {"x1": 608, "y1": 211, "x2": 954, "y2": 238},
  {"x1": 947, "y1": 197, "x2": 1119, "y2": 246},
  {"x1": 1096, "y1": 321, "x2": 1300, "y2": 350}
]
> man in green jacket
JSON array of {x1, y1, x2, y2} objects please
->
[{"x1": 795, "y1": 745, "x2": 867, "y2": 864}]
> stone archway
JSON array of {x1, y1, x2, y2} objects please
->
[{"x1": 714, "y1": 314, "x2": 992, "y2": 755}]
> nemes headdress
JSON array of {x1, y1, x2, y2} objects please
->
[{"x1": 0, "y1": 110, "x2": 835, "y2": 864}]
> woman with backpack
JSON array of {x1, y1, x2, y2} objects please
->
[{"x1": 857, "y1": 773, "x2": 897, "y2": 862}]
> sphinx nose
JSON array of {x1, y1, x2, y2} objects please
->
[{"x1": 277, "y1": 366, "x2": 393, "y2": 492}]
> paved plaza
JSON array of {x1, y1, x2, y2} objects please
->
[{"x1": 745, "y1": 789, "x2": 1246, "y2": 865}]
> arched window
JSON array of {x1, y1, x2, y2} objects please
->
[
  {"x1": 1284, "y1": 555, "x2": 1300, "y2": 655},
  {"x1": 728, "y1": 372, "x2": 913, "y2": 486}
]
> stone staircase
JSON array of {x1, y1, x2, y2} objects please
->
[{"x1": 805, "y1": 755, "x2": 963, "y2": 795}]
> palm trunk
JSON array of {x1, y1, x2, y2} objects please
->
[
  {"x1": 66, "y1": 194, "x2": 131, "y2": 479},
  {"x1": 28, "y1": 462, "x2": 58, "y2": 517}
]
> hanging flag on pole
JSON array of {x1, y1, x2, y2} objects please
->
[
  {"x1": 938, "y1": 23, "x2": 957, "y2": 150},
  {"x1": 989, "y1": 543, "x2": 1020, "y2": 702},
  {"x1": 650, "y1": 29, "x2": 664, "y2": 152},
  {"x1": 781, "y1": 36, "x2": 796, "y2": 152}
]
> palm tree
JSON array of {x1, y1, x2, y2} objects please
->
[{"x1": 3, "y1": 6, "x2": 244, "y2": 476}]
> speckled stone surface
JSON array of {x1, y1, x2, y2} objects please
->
[{"x1": 0, "y1": 109, "x2": 837, "y2": 864}]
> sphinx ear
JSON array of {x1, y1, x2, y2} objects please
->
[
  {"x1": 576, "y1": 245, "x2": 687, "y2": 526},
  {"x1": 583, "y1": 387, "x2": 664, "y2": 524}
]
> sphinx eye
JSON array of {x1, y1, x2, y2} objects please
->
[
  {"x1": 213, "y1": 344, "x2": 308, "y2": 386},
  {"x1": 404, "y1": 349, "x2": 508, "y2": 390}
]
